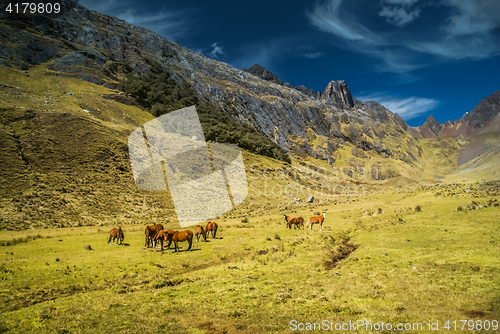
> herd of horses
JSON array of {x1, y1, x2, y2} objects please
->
[
  {"x1": 107, "y1": 212, "x2": 325, "y2": 252},
  {"x1": 284, "y1": 212, "x2": 326, "y2": 231},
  {"x1": 108, "y1": 221, "x2": 219, "y2": 252}
]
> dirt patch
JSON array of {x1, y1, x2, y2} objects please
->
[
  {"x1": 323, "y1": 238, "x2": 359, "y2": 270},
  {"x1": 458, "y1": 139, "x2": 489, "y2": 166},
  {"x1": 198, "y1": 321, "x2": 228, "y2": 334},
  {"x1": 463, "y1": 310, "x2": 486, "y2": 318}
]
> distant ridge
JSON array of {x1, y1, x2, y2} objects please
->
[{"x1": 410, "y1": 91, "x2": 500, "y2": 138}]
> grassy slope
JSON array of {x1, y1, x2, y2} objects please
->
[
  {"x1": 1, "y1": 63, "x2": 500, "y2": 333},
  {"x1": 0, "y1": 188, "x2": 499, "y2": 333}
]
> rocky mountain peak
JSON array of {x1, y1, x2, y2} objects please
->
[
  {"x1": 243, "y1": 64, "x2": 283, "y2": 85},
  {"x1": 461, "y1": 91, "x2": 500, "y2": 129},
  {"x1": 322, "y1": 80, "x2": 355, "y2": 108},
  {"x1": 422, "y1": 115, "x2": 442, "y2": 136}
]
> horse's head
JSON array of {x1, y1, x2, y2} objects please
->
[
  {"x1": 119, "y1": 228, "x2": 124, "y2": 241},
  {"x1": 323, "y1": 212, "x2": 326, "y2": 218}
]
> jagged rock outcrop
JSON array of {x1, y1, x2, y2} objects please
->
[
  {"x1": 413, "y1": 115, "x2": 442, "y2": 138},
  {"x1": 321, "y1": 80, "x2": 355, "y2": 108}
]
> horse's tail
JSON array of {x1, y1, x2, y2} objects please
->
[
  {"x1": 145, "y1": 227, "x2": 150, "y2": 247},
  {"x1": 213, "y1": 224, "x2": 218, "y2": 238},
  {"x1": 201, "y1": 226, "x2": 207, "y2": 241}
]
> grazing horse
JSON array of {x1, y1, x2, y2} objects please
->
[
  {"x1": 205, "y1": 222, "x2": 218, "y2": 239},
  {"x1": 155, "y1": 230, "x2": 193, "y2": 252},
  {"x1": 153, "y1": 229, "x2": 175, "y2": 251},
  {"x1": 195, "y1": 225, "x2": 207, "y2": 242},
  {"x1": 145, "y1": 223, "x2": 164, "y2": 248},
  {"x1": 283, "y1": 215, "x2": 304, "y2": 229},
  {"x1": 306, "y1": 212, "x2": 326, "y2": 231},
  {"x1": 108, "y1": 227, "x2": 124, "y2": 245}
]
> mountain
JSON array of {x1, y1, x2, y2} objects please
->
[
  {"x1": 0, "y1": 0, "x2": 498, "y2": 230},
  {"x1": 411, "y1": 91, "x2": 500, "y2": 139},
  {"x1": 409, "y1": 91, "x2": 500, "y2": 178}
]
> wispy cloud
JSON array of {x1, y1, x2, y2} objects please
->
[
  {"x1": 301, "y1": 52, "x2": 327, "y2": 59},
  {"x1": 79, "y1": 0, "x2": 190, "y2": 42},
  {"x1": 357, "y1": 93, "x2": 439, "y2": 120},
  {"x1": 379, "y1": 6, "x2": 420, "y2": 27},
  {"x1": 208, "y1": 43, "x2": 225, "y2": 59},
  {"x1": 307, "y1": 0, "x2": 500, "y2": 73}
]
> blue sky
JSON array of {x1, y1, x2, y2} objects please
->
[{"x1": 79, "y1": 0, "x2": 500, "y2": 126}]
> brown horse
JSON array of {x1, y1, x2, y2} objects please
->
[
  {"x1": 195, "y1": 225, "x2": 207, "y2": 242},
  {"x1": 145, "y1": 223, "x2": 164, "y2": 248},
  {"x1": 108, "y1": 227, "x2": 124, "y2": 245},
  {"x1": 283, "y1": 215, "x2": 304, "y2": 229},
  {"x1": 306, "y1": 212, "x2": 326, "y2": 231},
  {"x1": 155, "y1": 230, "x2": 193, "y2": 252},
  {"x1": 153, "y1": 229, "x2": 175, "y2": 251},
  {"x1": 205, "y1": 222, "x2": 218, "y2": 239}
]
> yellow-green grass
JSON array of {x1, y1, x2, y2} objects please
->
[{"x1": 1, "y1": 188, "x2": 499, "y2": 333}]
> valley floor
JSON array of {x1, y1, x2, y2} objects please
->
[{"x1": 0, "y1": 185, "x2": 499, "y2": 333}]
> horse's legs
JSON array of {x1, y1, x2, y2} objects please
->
[
  {"x1": 187, "y1": 239, "x2": 192, "y2": 251},
  {"x1": 108, "y1": 236, "x2": 112, "y2": 244}
]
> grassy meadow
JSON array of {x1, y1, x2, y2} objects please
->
[
  {"x1": 1, "y1": 61, "x2": 500, "y2": 333},
  {"x1": 1, "y1": 185, "x2": 499, "y2": 333}
]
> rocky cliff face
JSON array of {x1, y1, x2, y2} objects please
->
[
  {"x1": 0, "y1": 0, "x2": 420, "y2": 163},
  {"x1": 321, "y1": 80, "x2": 356, "y2": 108}
]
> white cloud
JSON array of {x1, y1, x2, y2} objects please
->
[
  {"x1": 307, "y1": 0, "x2": 500, "y2": 73},
  {"x1": 302, "y1": 52, "x2": 327, "y2": 59},
  {"x1": 443, "y1": 0, "x2": 500, "y2": 36},
  {"x1": 357, "y1": 93, "x2": 439, "y2": 120},
  {"x1": 79, "y1": 0, "x2": 189, "y2": 42},
  {"x1": 208, "y1": 43, "x2": 225, "y2": 59},
  {"x1": 307, "y1": 0, "x2": 382, "y2": 44},
  {"x1": 379, "y1": 6, "x2": 420, "y2": 27}
]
